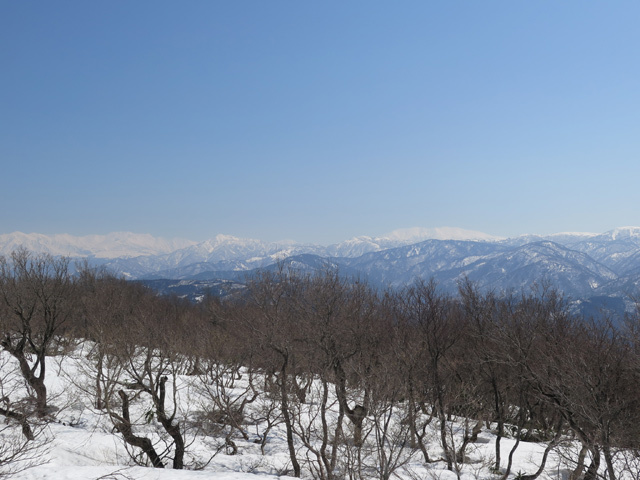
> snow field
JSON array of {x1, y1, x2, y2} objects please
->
[{"x1": 0, "y1": 344, "x2": 634, "y2": 479}]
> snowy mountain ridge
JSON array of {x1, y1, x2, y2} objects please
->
[
  {"x1": 380, "y1": 226, "x2": 502, "y2": 243},
  {"x1": 0, "y1": 227, "x2": 500, "y2": 263},
  {"x1": 5, "y1": 228, "x2": 640, "y2": 315},
  {"x1": 0, "y1": 231, "x2": 196, "y2": 259}
]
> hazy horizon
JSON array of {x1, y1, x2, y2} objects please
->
[{"x1": 6, "y1": 225, "x2": 640, "y2": 247}]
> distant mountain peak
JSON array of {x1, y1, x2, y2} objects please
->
[
  {"x1": 380, "y1": 227, "x2": 503, "y2": 243},
  {"x1": 203, "y1": 234, "x2": 251, "y2": 248},
  {"x1": 606, "y1": 226, "x2": 640, "y2": 240}
]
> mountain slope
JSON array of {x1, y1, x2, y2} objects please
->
[
  {"x1": 339, "y1": 239, "x2": 509, "y2": 287},
  {"x1": 569, "y1": 227, "x2": 640, "y2": 273},
  {"x1": 103, "y1": 228, "x2": 504, "y2": 279},
  {"x1": 4, "y1": 228, "x2": 640, "y2": 313},
  {"x1": 431, "y1": 241, "x2": 617, "y2": 298}
]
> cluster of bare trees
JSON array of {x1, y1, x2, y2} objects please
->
[
  {"x1": 0, "y1": 249, "x2": 77, "y2": 476},
  {"x1": 207, "y1": 268, "x2": 640, "y2": 480},
  {"x1": 1, "y1": 250, "x2": 640, "y2": 479}
]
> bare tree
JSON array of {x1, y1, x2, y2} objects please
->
[
  {"x1": 365, "y1": 357, "x2": 416, "y2": 480},
  {"x1": 0, "y1": 422, "x2": 46, "y2": 478},
  {"x1": 302, "y1": 271, "x2": 384, "y2": 447},
  {"x1": 0, "y1": 249, "x2": 76, "y2": 418},
  {"x1": 0, "y1": 349, "x2": 48, "y2": 477},
  {"x1": 80, "y1": 279, "x2": 196, "y2": 469},
  {"x1": 395, "y1": 279, "x2": 463, "y2": 471},
  {"x1": 114, "y1": 295, "x2": 191, "y2": 469},
  {"x1": 501, "y1": 288, "x2": 637, "y2": 480},
  {"x1": 241, "y1": 267, "x2": 304, "y2": 477}
]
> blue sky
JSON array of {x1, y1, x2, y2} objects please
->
[{"x1": 2, "y1": 1, "x2": 640, "y2": 244}]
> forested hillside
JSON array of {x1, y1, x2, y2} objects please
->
[{"x1": 0, "y1": 250, "x2": 639, "y2": 479}]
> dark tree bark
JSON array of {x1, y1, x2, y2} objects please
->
[
  {"x1": 114, "y1": 390, "x2": 164, "y2": 468},
  {"x1": 583, "y1": 446, "x2": 600, "y2": 480},
  {"x1": 0, "y1": 406, "x2": 34, "y2": 441},
  {"x1": 277, "y1": 352, "x2": 301, "y2": 477},
  {"x1": 333, "y1": 357, "x2": 367, "y2": 447},
  {"x1": 155, "y1": 376, "x2": 184, "y2": 469}
]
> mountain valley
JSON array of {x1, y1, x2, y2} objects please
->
[{"x1": 3, "y1": 227, "x2": 640, "y2": 316}]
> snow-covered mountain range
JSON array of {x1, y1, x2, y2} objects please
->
[
  {"x1": 0, "y1": 227, "x2": 500, "y2": 277},
  {"x1": 0, "y1": 231, "x2": 196, "y2": 259},
  {"x1": 3, "y1": 227, "x2": 640, "y2": 314}
]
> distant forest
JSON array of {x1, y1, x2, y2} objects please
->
[{"x1": 1, "y1": 248, "x2": 639, "y2": 479}]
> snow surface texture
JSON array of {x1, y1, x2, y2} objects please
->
[{"x1": 2, "y1": 345, "x2": 635, "y2": 480}]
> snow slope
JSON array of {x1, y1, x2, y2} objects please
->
[{"x1": 3, "y1": 345, "x2": 635, "y2": 480}]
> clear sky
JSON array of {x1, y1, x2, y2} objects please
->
[{"x1": 2, "y1": 1, "x2": 640, "y2": 244}]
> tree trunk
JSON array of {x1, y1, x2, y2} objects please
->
[
  {"x1": 10, "y1": 347, "x2": 48, "y2": 417},
  {"x1": 569, "y1": 444, "x2": 587, "y2": 480},
  {"x1": 438, "y1": 410, "x2": 453, "y2": 471},
  {"x1": 348, "y1": 405, "x2": 366, "y2": 448},
  {"x1": 94, "y1": 349, "x2": 104, "y2": 410},
  {"x1": 413, "y1": 401, "x2": 436, "y2": 464},
  {"x1": 0, "y1": 406, "x2": 34, "y2": 440},
  {"x1": 603, "y1": 445, "x2": 616, "y2": 480},
  {"x1": 331, "y1": 395, "x2": 345, "y2": 473},
  {"x1": 583, "y1": 446, "x2": 600, "y2": 480},
  {"x1": 156, "y1": 376, "x2": 184, "y2": 469},
  {"x1": 499, "y1": 427, "x2": 521, "y2": 480},
  {"x1": 495, "y1": 419, "x2": 504, "y2": 472},
  {"x1": 456, "y1": 419, "x2": 483, "y2": 464},
  {"x1": 333, "y1": 358, "x2": 367, "y2": 447},
  {"x1": 518, "y1": 420, "x2": 563, "y2": 480},
  {"x1": 115, "y1": 390, "x2": 164, "y2": 468},
  {"x1": 278, "y1": 357, "x2": 301, "y2": 477}
]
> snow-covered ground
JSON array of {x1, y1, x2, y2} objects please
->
[{"x1": 0, "y1": 344, "x2": 634, "y2": 480}]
